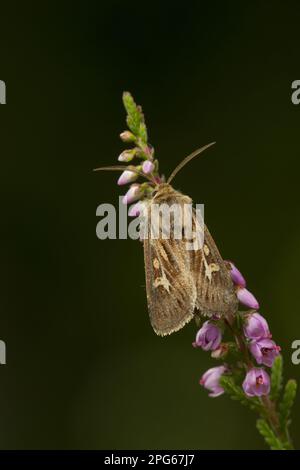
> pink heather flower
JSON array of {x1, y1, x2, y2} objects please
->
[
  {"x1": 244, "y1": 313, "x2": 271, "y2": 340},
  {"x1": 249, "y1": 339, "x2": 281, "y2": 367},
  {"x1": 128, "y1": 201, "x2": 144, "y2": 217},
  {"x1": 242, "y1": 368, "x2": 270, "y2": 397},
  {"x1": 142, "y1": 160, "x2": 155, "y2": 174},
  {"x1": 118, "y1": 169, "x2": 139, "y2": 186},
  {"x1": 122, "y1": 184, "x2": 142, "y2": 205},
  {"x1": 228, "y1": 261, "x2": 246, "y2": 287},
  {"x1": 236, "y1": 287, "x2": 259, "y2": 309},
  {"x1": 193, "y1": 321, "x2": 222, "y2": 351},
  {"x1": 200, "y1": 366, "x2": 226, "y2": 397}
]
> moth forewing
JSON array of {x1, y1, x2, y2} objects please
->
[
  {"x1": 190, "y1": 214, "x2": 238, "y2": 318},
  {"x1": 184, "y1": 203, "x2": 205, "y2": 252},
  {"x1": 143, "y1": 183, "x2": 237, "y2": 335},
  {"x1": 143, "y1": 186, "x2": 197, "y2": 336}
]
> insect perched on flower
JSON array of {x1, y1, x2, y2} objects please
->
[
  {"x1": 94, "y1": 92, "x2": 297, "y2": 450},
  {"x1": 94, "y1": 92, "x2": 238, "y2": 335}
]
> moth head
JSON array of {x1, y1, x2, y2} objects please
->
[{"x1": 152, "y1": 182, "x2": 175, "y2": 198}]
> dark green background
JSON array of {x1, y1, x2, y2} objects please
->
[{"x1": 1, "y1": 0, "x2": 300, "y2": 449}]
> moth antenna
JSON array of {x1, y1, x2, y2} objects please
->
[
  {"x1": 167, "y1": 142, "x2": 216, "y2": 184},
  {"x1": 93, "y1": 165, "x2": 155, "y2": 184}
]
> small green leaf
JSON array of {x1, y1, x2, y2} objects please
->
[
  {"x1": 122, "y1": 92, "x2": 146, "y2": 138},
  {"x1": 139, "y1": 122, "x2": 148, "y2": 145},
  {"x1": 270, "y1": 355, "x2": 283, "y2": 402},
  {"x1": 256, "y1": 419, "x2": 285, "y2": 450},
  {"x1": 279, "y1": 379, "x2": 297, "y2": 430}
]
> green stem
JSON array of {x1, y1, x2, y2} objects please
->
[{"x1": 260, "y1": 396, "x2": 287, "y2": 445}]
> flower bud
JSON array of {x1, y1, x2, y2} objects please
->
[
  {"x1": 120, "y1": 131, "x2": 135, "y2": 143},
  {"x1": 128, "y1": 201, "x2": 144, "y2": 217},
  {"x1": 200, "y1": 366, "x2": 226, "y2": 397},
  {"x1": 122, "y1": 184, "x2": 142, "y2": 205},
  {"x1": 243, "y1": 313, "x2": 270, "y2": 340},
  {"x1": 249, "y1": 339, "x2": 280, "y2": 367},
  {"x1": 211, "y1": 343, "x2": 229, "y2": 359},
  {"x1": 227, "y1": 261, "x2": 246, "y2": 287},
  {"x1": 142, "y1": 160, "x2": 155, "y2": 174},
  {"x1": 144, "y1": 144, "x2": 154, "y2": 158},
  {"x1": 242, "y1": 368, "x2": 270, "y2": 397},
  {"x1": 236, "y1": 287, "x2": 259, "y2": 309},
  {"x1": 193, "y1": 321, "x2": 222, "y2": 351},
  {"x1": 118, "y1": 149, "x2": 136, "y2": 162},
  {"x1": 117, "y1": 169, "x2": 139, "y2": 186}
]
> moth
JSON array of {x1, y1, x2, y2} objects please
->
[{"x1": 95, "y1": 143, "x2": 238, "y2": 336}]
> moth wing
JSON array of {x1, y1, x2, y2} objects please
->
[
  {"x1": 143, "y1": 203, "x2": 197, "y2": 336},
  {"x1": 190, "y1": 211, "x2": 238, "y2": 317}
]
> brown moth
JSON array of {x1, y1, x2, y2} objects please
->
[{"x1": 95, "y1": 143, "x2": 238, "y2": 336}]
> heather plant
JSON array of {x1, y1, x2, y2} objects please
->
[
  {"x1": 96, "y1": 92, "x2": 297, "y2": 450},
  {"x1": 195, "y1": 263, "x2": 296, "y2": 450}
]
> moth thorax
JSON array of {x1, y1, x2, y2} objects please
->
[{"x1": 154, "y1": 183, "x2": 192, "y2": 204}]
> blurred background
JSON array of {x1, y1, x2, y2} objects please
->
[{"x1": 0, "y1": 0, "x2": 300, "y2": 450}]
